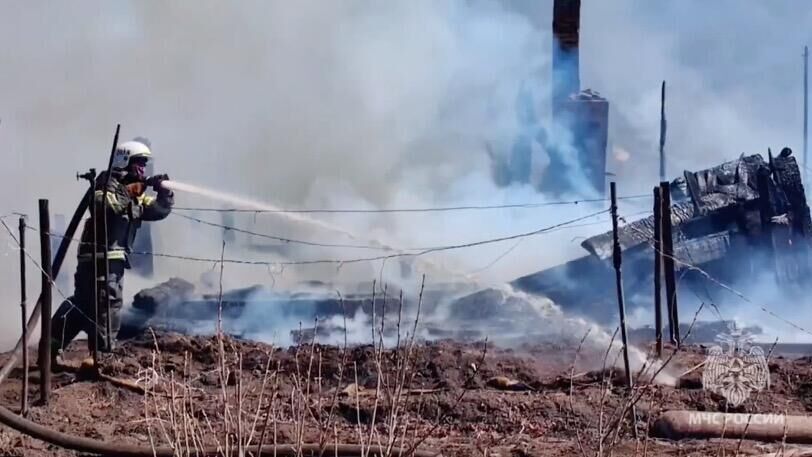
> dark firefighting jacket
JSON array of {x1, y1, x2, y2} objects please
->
[{"x1": 78, "y1": 172, "x2": 173, "y2": 266}]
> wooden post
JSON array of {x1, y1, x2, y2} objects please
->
[
  {"x1": 610, "y1": 182, "x2": 633, "y2": 385},
  {"x1": 653, "y1": 187, "x2": 663, "y2": 357},
  {"x1": 659, "y1": 81, "x2": 667, "y2": 182},
  {"x1": 78, "y1": 169, "x2": 99, "y2": 367},
  {"x1": 102, "y1": 125, "x2": 121, "y2": 352},
  {"x1": 18, "y1": 217, "x2": 28, "y2": 416},
  {"x1": 76, "y1": 169, "x2": 98, "y2": 364},
  {"x1": 804, "y1": 46, "x2": 808, "y2": 188},
  {"x1": 37, "y1": 200, "x2": 52, "y2": 404},
  {"x1": 610, "y1": 182, "x2": 638, "y2": 438},
  {"x1": 90, "y1": 170, "x2": 99, "y2": 367},
  {"x1": 660, "y1": 181, "x2": 680, "y2": 346}
]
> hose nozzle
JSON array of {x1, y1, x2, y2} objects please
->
[{"x1": 76, "y1": 168, "x2": 97, "y2": 183}]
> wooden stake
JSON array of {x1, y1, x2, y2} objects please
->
[
  {"x1": 804, "y1": 46, "x2": 808, "y2": 188},
  {"x1": 660, "y1": 181, "x2": 680, "y2": 346},
  {"x1": 610, "y1": 182, "x2": 638, "y2": 438},
  {"x1": 610, "y1": 182, "x2": 633, "y2": 385},
  {"x1": 37, "y1": 200, "x2": 52, "y2": 404},
  {"x1": 18, "y1": 216, "x2": 28, "y2": 416},
  {"x1": 101, "y1": 125, "x2": 120, "y2": 352},
  {"x1": 78, "y1": 169, "x2": 100, "y2": 367},
  {"x1": 659, "y1": 81, "x2": 667, "y2": 182},
  {"x1": 653, "y1": 186, "x2": 663, "y2": 357}
]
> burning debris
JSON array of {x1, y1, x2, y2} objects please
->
[{"x1": 514, "y1": 149, "x2": 812, "y2": 323}]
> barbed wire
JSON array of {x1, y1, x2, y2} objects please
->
[
  {"x1": 674, "y1": 223, "x2": 724, "y2": 321},
  {"x1": 130, "y1": 209, "x2": 611, "y2": 267},
  {"x1": 24, "y1": 208, "x2": 612, "y2": 255},
  {"x1": 466, "y1": 239, "x2": 523, "y2": 275},
  {"x1": 29, "y1": 207, "x2": 614, "y2": 269},
  {"x1": 21, "y1": 199, "x2": 809, "y2": 340},
  {"x1": 172, "y1": 213, "x2": 393, "y2": 251},
  {"x1": 9, "y1": 183, "x2": 811, "y2": 344},
  {"x1": 28, "y1": 219, "x2": 407, "y2": 254},
  {"x1": 0, "y1": 219, "x2": 107, "y2": 339},
  {"x1": 175, "y1": 206, "x2": 624, "y2": 253},
  {"x1": 171, "y1": 194, "x2": 651, "y2": 214}
]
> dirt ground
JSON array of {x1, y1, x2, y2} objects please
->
[{"x1": 0, "y1": 331, "x2": 810, "y2": 457}]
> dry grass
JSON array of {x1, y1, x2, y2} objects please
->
[
  {"x1": 136, "y1": 274, "x2": 469, "y2": 457},
  {"x1": 130, "y1": 274, "x2": 805, "y2": 457}
]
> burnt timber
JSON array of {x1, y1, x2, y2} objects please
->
[{"x1": 514, "y1": 149, "x2": 812, "y2": 321}]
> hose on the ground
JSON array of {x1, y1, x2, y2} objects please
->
[
  {"x1": 0, "y1": 403, "x2": 439, "y2": 456},
  {"x1": 653, "y1": 410, "x2": 812, "y2": 443}
]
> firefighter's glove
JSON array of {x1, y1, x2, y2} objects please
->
[
  {"x1": 125, "y1": 182, "x2": 146, "y2": 198},
  {"x1": 145, "y1": 174, "x2": 169, "y2": 192},
  {"x1": 146, "y1": 173, "x2": 172, "y2": 196}
]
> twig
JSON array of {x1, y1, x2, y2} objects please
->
[
  {"x1": 406, "y1": 338, "x2": 488, "y2": 456},
  {"x1": 215, "y1": 240, "x2": 231, "y2": 456},
  {"x1": 256, "y1": 360, "x2": 280, "y2": 457},
  {"x1": 568, "y1": 328, "x2": 592, "y2": 457},
  {"x1": 601, "y1": 303, "x2": 707, "y2": 450},
  {"x1": 597, "y1": 327, "x2": 620, "y2": 456},
  {"x1": 318, "y1": 293, "x2": 350, "y2": 457},
  {"x1": 678, "y1": 361, "x2": 706, "y2": 378}
]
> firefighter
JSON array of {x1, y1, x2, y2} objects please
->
[{"x1": 51, "y1": 138, "x2": 174, "y2": 360}]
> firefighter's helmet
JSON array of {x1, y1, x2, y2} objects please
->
[{"x1": 112, "y1": 139, "x2": 152, "y2": 171}]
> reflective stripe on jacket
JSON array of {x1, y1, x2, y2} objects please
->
[{"x1": 77, "y1": 171, "x2": 173, "y2": 263}]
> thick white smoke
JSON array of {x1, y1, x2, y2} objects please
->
[{"x1": 0, "y1": 0, "x2": 811, "y2": 349}]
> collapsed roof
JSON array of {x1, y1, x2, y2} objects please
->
[
  {"x1": 582, "y1": 150, "x2": 811, "y2": 278},
  {"x1": 514, "y1": 149, "x2": 812, "y2": 321}
]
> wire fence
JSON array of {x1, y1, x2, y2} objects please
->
[
  {"x1": 172, "y1": 213, "x2": 392, "y2": 251},
  {"x1": 4, "y1": 189, "x2": 812, "y2": 343},
  {"x1": 24, "y1": 208, "x2": 611, "y2": 267},
  {"x1": 0, "y1": 219, "x2": 108, "y2": 343},
  {"x1": 170, "y1": 194, "x2": 651, "y2": 214}
]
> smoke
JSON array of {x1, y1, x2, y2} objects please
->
[
  {"x1": 145, "y1": 279, "x2": 677, "y2": 384},
  {"x1": 582, "y1": 0, "x2": 812, "y2": 185},
  {"x1": 1, "y1": 0, "x2": 811, "y2": 350}
]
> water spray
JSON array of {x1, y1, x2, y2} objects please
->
[
  {"x1": 161, "y1": 180, "x2": 375, "y2": 244},
  {"x1": 160, "y1": 180, "x2": 473, "y2": 281},
  {"x1": 501, "y1": 285, "x2": 677, "y2": 386}
]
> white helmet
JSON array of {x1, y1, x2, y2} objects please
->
[{"x1": 112, "y1": 140, "x2": 152, "y2": 170}]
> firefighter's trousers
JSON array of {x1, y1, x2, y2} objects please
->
[{"x1": 51, "y1": 259, "x2": 125, "y2": 357}]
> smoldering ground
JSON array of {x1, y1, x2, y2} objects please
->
[{"x1": 1, "y1": 1, "x2": 811, "y2": 349}]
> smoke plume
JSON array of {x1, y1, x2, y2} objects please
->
[{"x1": 1, "y1": 0, "x2": 811, "y2": 349}]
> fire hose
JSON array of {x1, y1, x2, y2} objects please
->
[
  {"x1": 0, "y1": 191, "x2": 441, "y2": 456},
  {"x1": 653, "y1": 410, "x2": 812, "y2": 444},
  {"x1": 0, "y1": 403, "x2": 437, "y2": 457}
]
